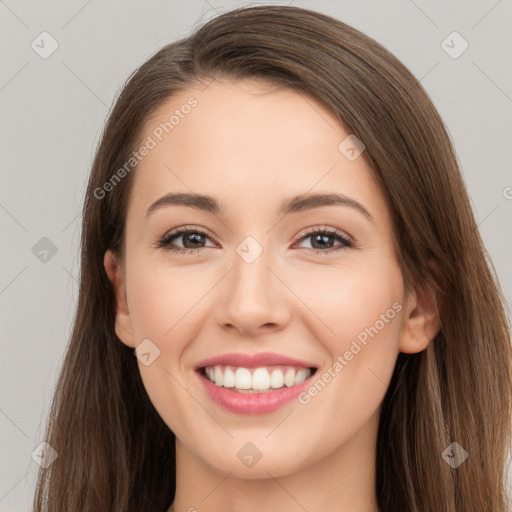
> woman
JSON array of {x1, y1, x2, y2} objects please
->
[{"x1": 33, "y1": 5, "x2": 511, "y2": 512}]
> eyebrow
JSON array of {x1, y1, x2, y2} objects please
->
[{"x1": 145, "y1": 192, "x2": 372, "y2": 222}]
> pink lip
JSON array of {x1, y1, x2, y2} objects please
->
[
  {"x1": 194, "y1": 352, "x2": 317, "y2": 415},
  {"x1": 194, "y1": 351, "x2": 316, "y2": 370},
  {"x1": 196, "y1": 371, "x2": 315, "y2": 414}
]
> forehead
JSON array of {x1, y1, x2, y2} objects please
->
[
  {"x1": 140, "y1": 78, "x2": 345, "y2": 168},
  {"x1": 127, "y1": 78, "x2": 389, "y2": 226}
]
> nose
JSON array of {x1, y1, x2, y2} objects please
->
[{"x1": 216, "y1": 249, "x2": 291, "y2": 337}]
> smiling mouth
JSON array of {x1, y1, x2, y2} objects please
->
[{"x1": 198, "y1": 365, "x2": 318, "y2": 393}]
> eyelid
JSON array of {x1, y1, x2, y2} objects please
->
[
  {"x1": 155, "y1": 223, "x2": 355, "y2": 254},
  {"x1": 161, "y1": 224, "x2": 353, "y2": 242},
  {"x1": 163, "y1": 224, "x2": 218, "y2": 243},
  {"x1": 292, "y1": 225, "x2": 353, "y2": 244}
]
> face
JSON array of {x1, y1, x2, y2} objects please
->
[{"x1": 105, "y1": 78, "x2": 438, "y2": 479}]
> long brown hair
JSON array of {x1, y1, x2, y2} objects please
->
[{"x1": 33, "y1": 5, "x2": 511, "y2": 511}]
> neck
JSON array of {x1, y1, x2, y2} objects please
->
[{"x1": 168, "y1": 408, "x2": 380, "y2": 512}]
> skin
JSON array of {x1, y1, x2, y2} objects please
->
[{"x1": 104, "y1": 78, "x2": 440, "y2": 512}]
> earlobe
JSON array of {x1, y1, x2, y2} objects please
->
[
  {"x1": 399, "y1": 282, "x2": 441, "y2": 354},
  {"x1": 103, "y1": 250, "x2": 136, "y2": 348}
]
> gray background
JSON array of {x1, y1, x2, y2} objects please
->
[{"x1": 1, "y1": 0, "x2": 511, "y2": 510}]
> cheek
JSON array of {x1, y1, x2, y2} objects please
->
[
  {"x1": 126, "y1": 258, "x2": 208, "y2": 344},
  {"x1": 290, "y1": 253, "x2": 404, "y2": 348},
  {"x1": 124, "y1": 261, "x2": 207, "y2": 433},
  {"x1": 125, "y1": 259, "x2": 214, "y2": 421},
  {"x1": 290, "y1": 254, "x2": 403, "y2": 379},
  {"x1": 292, "y1": 256, "x2": 404, "y2": 431}
]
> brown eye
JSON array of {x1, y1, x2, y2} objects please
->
[
  {"x1": 294, "y1": 227, "x2": 353, "y2": 254},
  {"x1": 156, "y1": 226, "x2": 217, "y2": 254}
]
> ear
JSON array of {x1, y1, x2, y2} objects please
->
[
  {"x1": 104, "y1": 249, "x2": 136, "y2": 348},
  {"x1": 398, "y1": 281, "x2": 441, "y2": 354}
]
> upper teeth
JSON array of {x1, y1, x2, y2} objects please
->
[{"x1": 204, "y1": 365, "x2": 312, "y2": 392}]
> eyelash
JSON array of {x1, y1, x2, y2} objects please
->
[{"x1": 154, "y1": 225, "x2": 354, "y2": 255}]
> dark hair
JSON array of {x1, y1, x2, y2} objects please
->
[{"x1": 33, "y1": 5, "x2": 512, "y2": 511}]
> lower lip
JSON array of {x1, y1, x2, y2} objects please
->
[{"x1": 197, "y1": 370, "x2": 314, "y2": 414}]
